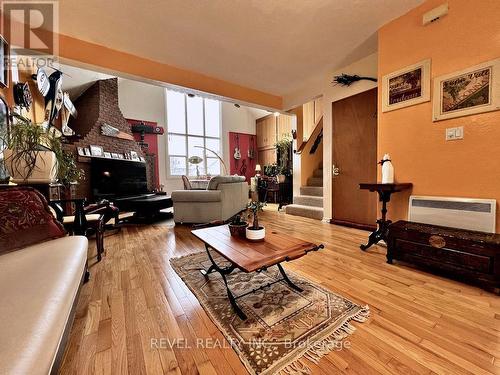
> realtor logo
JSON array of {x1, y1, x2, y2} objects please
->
[{"x1": 1, "y1": 0, "x2": 59, "y2": 56}]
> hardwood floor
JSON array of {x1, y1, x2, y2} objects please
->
[{"x1": 59, "y1": 209, "x2": 500, "y2": 375}]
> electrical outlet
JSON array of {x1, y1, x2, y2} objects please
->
[{"x1": 455, "y1": 126, "x2": 464, "y2": 139}]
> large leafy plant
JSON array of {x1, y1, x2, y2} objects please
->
[
  {"x1": 0, "y1": 113, "x2": 83, "y2": 184},
  {"x1": 275, "y1": 136, "x2": 292, "y2": 176}
]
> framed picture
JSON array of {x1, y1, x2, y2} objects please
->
[
  {"x1": 103, "y1": 152, "x2": 111, "y2": 158},
  {"x1": 90, "y1": 145, "x2": 103, "y2": 157},
  {"x1": 111, "y1": 153, "x2": 119, "y2": 159},
  {"x1": 130, "y1": 150, "x2": 139, "y2": 161},
  {"x1": 77, "y1": 147, "x2": 85, "y2": 156},
  {"x1": 382, "y1": 59, "x2": 431, "y2": 112},
  {"x1": 433, "y1": 58, "x2": 500, "y2": 121},
  {"x1": 0, "y1": 35, "x2": 9, "y2": 88},
  {"x1": 83, "y1": 147, "x2": 91, "y2": 156}
]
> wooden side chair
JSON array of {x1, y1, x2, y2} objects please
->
[
  {"x1": 265, "y1": 179, "x2": 280, "y2": 204},
  {"x1": 182, "y1": 175, "x2": 192, "y2": 190},
  {"x1": 49, "y1": 198, "x2": 105, "y2": 262}
]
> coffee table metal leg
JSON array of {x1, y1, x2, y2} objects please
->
[
  {"x1": 277, "y1": 264, "x2": 303, "y2": 292},
  {"x1": 200, "y1": 245, "x2": 229, "y2": 277},
  {"x1": 220, "y1": 272, "x2": 247, "y2": 320},
  {"x1": 201, "y1": 244, "x2": 247, "y2": 320},
  {"x1": 200, "y1": 264, "x2": 216, "y2": 277}
]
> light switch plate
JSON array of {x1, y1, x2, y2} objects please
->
[
  {"x1": 446, "y1": 126, "x2": 464, "y2": 141},
  {"x1": 446, "y1": 128, "x2": 456, "y2": 141}
]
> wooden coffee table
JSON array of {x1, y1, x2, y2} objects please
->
[{"x1": 191, "y1": 225, "x2": 324, "y2": 320}]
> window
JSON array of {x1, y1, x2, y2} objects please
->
[{"x1": 166, "y1": 90, "x2": 221, "y2": 177}]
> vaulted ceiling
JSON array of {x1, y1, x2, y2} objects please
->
[{"x1": 59, "y1": 0, "x2": 423, "y2": 97}]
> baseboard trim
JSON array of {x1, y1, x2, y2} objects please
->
[{"x1": 330, "y1": 219, "x2": 376, "y2": 231}]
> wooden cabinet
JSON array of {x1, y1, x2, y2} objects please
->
[
  {"x1": 256, "y1": 116, "x2": 277, "y2": 149},
  {"x1": 277, "y1": 114, "x2": 292, "y2": 141},
  {"x1": 258, "y1": 148, "x2": 277, "y2": 166},
  {"x1": 256, "y1": 120, "x2": 265, "y2": 148},
  {"x1": 256, "y1": 114, "x2": 293, "y2": 166}
]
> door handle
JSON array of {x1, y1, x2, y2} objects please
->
[{"x1": 332, "y1": 164, "x2": 340, "y2": 176}]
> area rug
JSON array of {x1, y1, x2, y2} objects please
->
[{"x1": 170, "y1": 252, "x2": 370, "y2": 375}]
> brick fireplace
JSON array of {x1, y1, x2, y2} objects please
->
[{"x1": 67, "y1": 78, "x2": 154, "y2": 199}]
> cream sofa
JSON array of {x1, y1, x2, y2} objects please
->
[
  {"x1": 172, "y1": 175, "x2": 249, "y2": 223},
  {"x1": 0, "y1": 236, "x2": 88, "y2": 375}
]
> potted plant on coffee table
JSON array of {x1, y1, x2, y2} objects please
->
[
  {"x1": 246, "y1": 200, "x2": 266, "y2": 241},
  {"x1": 228, "y1": 213, "x2": 248, "y2": 238}
]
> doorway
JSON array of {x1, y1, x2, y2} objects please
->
[{"x1": 331, "y1": 88, "x2": 377, "y2": 230}]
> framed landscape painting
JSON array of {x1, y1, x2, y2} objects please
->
[
  {"x1": 382, "y1": 59, "x2": 431, "y2": 112},
  {"x1": 433, "y1": 58, "x2": 500, "y2": 121}
]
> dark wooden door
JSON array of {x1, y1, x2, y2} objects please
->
[{"x1": 332, "y1": 88, "x2": 377, "y2": 230}]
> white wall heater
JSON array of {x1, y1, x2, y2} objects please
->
[{"x1": 408, "y1": 195, "x2": 497, "y2": 233}]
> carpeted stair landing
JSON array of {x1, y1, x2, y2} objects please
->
[{"x1": 285, "y1": 165, "x2": 324, "y2": 220}]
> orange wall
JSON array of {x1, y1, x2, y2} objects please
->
[{"x1": 378, "y1": 0, "x2": 500, "y2": 231}]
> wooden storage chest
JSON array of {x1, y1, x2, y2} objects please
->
[{"x1": 387, "y1": 220, "x2": 500, "y2": 294}]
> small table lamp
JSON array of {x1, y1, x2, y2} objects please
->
[{"x1": 255, "y1": 164, "x2": 262, "y2": 177}]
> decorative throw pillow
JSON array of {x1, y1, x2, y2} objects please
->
[{"x1": 0, "y1": 186, "x2": 66, "y2": 254}]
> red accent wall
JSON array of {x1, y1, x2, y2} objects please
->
[
  {"x1": 127, "y1": 118, "x2": 161, "y2": 189},
  {"x1": 229, "y1": 132, "x2": 257, "y2": 182}
]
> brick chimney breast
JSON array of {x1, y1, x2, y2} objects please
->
[{"x1": 67, "y1": 78, "x2": 149, "y2": 199}]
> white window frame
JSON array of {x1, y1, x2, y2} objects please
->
[{"x1": 166, "y1": 90, "x2": 222, "y2": 178}]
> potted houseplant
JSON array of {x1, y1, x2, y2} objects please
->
[
  {"x1": 1, "y1": 113, "x2": 84, "y2": 187},
  {"x1": 275, "y1": 136, "x2": 292, "y2": 183},
  {"x1": 56, "y1": 149, "x2": 84, "y2": 199},
  {"x1": 264, "y1": 163, "x2": 279, "y2": 178},
  {"x1": 245, "y1": 200, "x2": 266, "y2": 241},
  {"x1": 1, "y1": 114, "x2": 59, "y2": 183},
  {"x1": 228, "y1": 213, "x2": 248, "y2": 238}
]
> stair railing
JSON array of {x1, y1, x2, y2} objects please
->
[{"x1": 295, "y1": 116, "x2": 323, "y2": 155}]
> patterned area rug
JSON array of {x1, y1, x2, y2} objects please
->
[{"x1": 170, "y1": 252, "x2": 370, "y2": 375}]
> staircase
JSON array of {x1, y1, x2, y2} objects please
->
[{"x1": 285, "y1": 165, "x2": 323, "y2": 220}]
